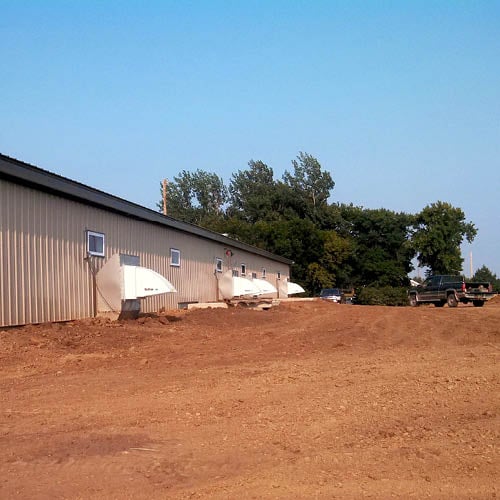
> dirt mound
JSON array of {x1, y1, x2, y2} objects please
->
[
  {"x1": 488, "y1": 293, "x2": 500, "y2": 303},
  {"x1": 1, "y1": 301, "x2": 498, "y2": 499}
]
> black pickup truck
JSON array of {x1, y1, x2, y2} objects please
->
[{"x1": 408, "y1": 275, "x2": 494, "y2": 308}]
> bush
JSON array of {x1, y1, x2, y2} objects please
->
[{"x1": 356, "y1": 286, "x2": 409, "y2": 306}]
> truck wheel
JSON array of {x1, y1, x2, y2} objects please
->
[
  {"x1": 434, "y1": 301, "x2": 445, "y2": 307},
  {"x1": 473, "y1": 300, "x2": 484, "y2": 307},
  {"x1": 447, "y1": 294, "x2": 458, "y2": 308},
  {"x1": 409, "y1": 294, "x2": 418, "y2": 307}
]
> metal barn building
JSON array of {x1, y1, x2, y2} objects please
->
[{"x1": 0, "y1": 154, "x2": 293, "y2": 327}]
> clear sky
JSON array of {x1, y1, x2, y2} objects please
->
[{"x1": 1, "y1": 1, "x2": 499, "y2": 276}]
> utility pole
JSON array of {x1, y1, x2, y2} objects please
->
[
  {"x1": 162, "y1": 179, "x2": 168, "y2": 215},
  {"x1": 470, "y1": 251, "x2": 473, "y2": 279}
]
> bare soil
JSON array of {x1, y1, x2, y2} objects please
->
[{"x1": 1, "y1": 299, "x2": 499, "y2": 499}]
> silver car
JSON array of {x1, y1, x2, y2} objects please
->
[{"x1": 320, "y1": 288, "x2": 343, "y2": 303}]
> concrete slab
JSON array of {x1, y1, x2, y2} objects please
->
[{"x1": 187, "y1": 302, "x2": 229, "y2": 310}]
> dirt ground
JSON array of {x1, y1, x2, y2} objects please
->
[{"x1": 1, "y1": 299, "x2": 499, "y2": 499}]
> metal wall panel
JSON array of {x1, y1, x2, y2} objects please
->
[
  {"x1": 0, "y1": 179, "x2": 290, "y2": 327},
  {"x1": 1, "y1": 180, "x2": 94, "y2": 326}
]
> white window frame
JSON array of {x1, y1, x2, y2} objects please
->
[
  {"x1": 86, "y1": 230, "x2": 105, "y2": 257},
  {"x1": 240, "y1": 263, "x2": 246, "y2": 276},
  {"x1": 215, "y1": 257, "x2": 223, "y2": 273},
  {"x1": 262, "y1": 268, "x2": 267, "y2": 278},
  {"x1": 170, "y1": 248, "x2": 181, "y2": 267},
  {"x1": 277, "y1": 271, "x2": 281, "y2": 280}
]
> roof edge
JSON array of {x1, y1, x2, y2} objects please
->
[{"x1": 0, "y1": 153, "x2": 293, "y2": 266}]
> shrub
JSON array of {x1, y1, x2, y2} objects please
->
[{"x1": 356, "y1": 286, "x2": 409, "y2": 306}]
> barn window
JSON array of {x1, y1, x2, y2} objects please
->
[
  {"x1": 277, "y1": 271, "x2": 281, "y2": 279},
  {"x1": 86, "y1": 230, "x2": 105, "y2": 257},
  {"x1": 240, "y1": 263, "x2": 246, "y2": 276},
  {"x1": 215, "y1": 257, "x2": 223, "y2": 272},
  {"x1": 170, "y1": 248, "x2": 181, "y2": 267},
  {"x1": 262, "y1": 268, "x2": 267, "y2": 278}
]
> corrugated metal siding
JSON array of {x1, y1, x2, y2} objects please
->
[
  {"x1": 1, "y1": 180, "x2": 93, "y2": 326},
  {"x1": 1, "y1": 179, "x2": 290, "y2": 327}
]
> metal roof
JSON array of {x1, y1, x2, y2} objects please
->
[{"x1": 0, "y1": 153, "x2": 293, "y2": 265}]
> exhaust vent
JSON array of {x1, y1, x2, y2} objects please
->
[
  {"x1": 279, "y1": 278, "x2": 305, "y2": 297},
  {"x1": 252, "y1": 278, "x2": 277, "y2": 295},
  {"x1": 96, "y1": 254, "x2": 176, "y2": 319},
  {"x1": 218, "y1": 270, "x2": 261, "y2": 299}
]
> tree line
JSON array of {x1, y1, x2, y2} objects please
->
[{"x1": 158, "y1": 152, "x2": 497, "y2": 294}]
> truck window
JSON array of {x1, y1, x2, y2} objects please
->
[{"x1": 431, "y1": 276, "x2": 441, "y2": 286}]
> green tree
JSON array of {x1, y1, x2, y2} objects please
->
[
  {"x1": 282, "y1": 152, "x2": 335, "y2": 220},
  {"x1": 301, "y1": 230, "x2": 354, "y2": 294},
  {"x1": 472, "y1": 265, "x2": 500, "y2": 292},
  {"x1": 318, "y1": 230, "x2": 353, "y2": 288},
  {"x1": 213, "y1": 215, "x2": 324, "y2": 294},
  {"x1": 157, "y1": 170, "x2": 193, "y2": 220},
  {"x1": 274, "y1": 218, "x2": 324, "y2": 292},
  {"x1": 306, "y1": 263, "x2": 333, "y2": 291},
  {"x1": 228, "y1": 160, "x2": 276, "y2": 223},
  {"x1": 158, "y1": 169, "x2": 227, "y2": 225},
  {"x1": 341, "y1": 206, "x2": 414, "y2": 287},
  {"x1": 412, "y1": 201, "x2": 477, "y2": 276}
]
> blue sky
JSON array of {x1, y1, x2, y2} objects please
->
[{"x1": 1, "y1": 1, "x2": 499, "y2": 276}]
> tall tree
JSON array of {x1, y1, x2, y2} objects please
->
[
  {"x1": 412, "y1": 201, "x2": 477, "y2": 276},
  {"x1": 303, "y1": 230, "x2": 353, "y2": 293},
  {"x1": 472, "y1": 265, "x2": 499, "y2": 292},
  {"x1": 282, "y1": 152, "x2": 335, "y2": 219},
  {"x1": 306, "y1": 263, "x2": 333, "y2": 292},
  {"x1": 191, "y1": 170, "x2": 227, "y2": 216},
  {"x1": 319, "y1": 230, "x2": 353, "y2": 287},
  {"x1": 158, "y1": 169, "x2": 227, "y2": 225},
  {"x1": 228, "y1": 160, "x2": 276, "y2": 223},
  {"x1": 341, "y1": 206, "x2": 414, "y2": 287}
]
